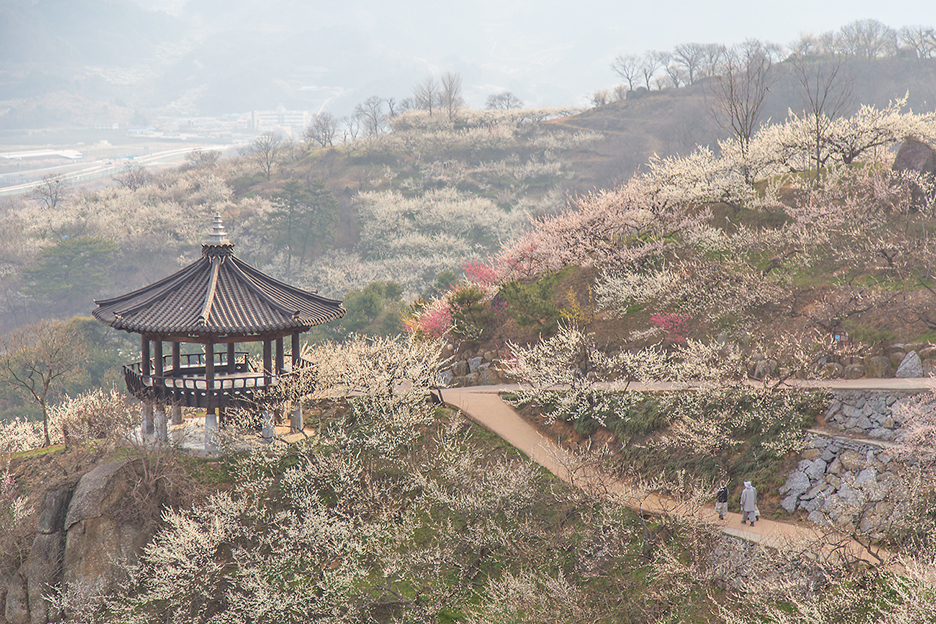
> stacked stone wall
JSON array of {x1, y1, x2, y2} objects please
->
[
  {"x1": 778, "y1": 389, "x2": 923, "y2": 538},
  {"x1": 438, "y1": 347, "x2": 510, "y2": 387}
]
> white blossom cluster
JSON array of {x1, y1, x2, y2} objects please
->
[{"x1": 648, "y1": 96, "x2": 936, "y2": 208}]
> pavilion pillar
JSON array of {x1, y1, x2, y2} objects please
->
[
  {"x1": 291, "y1": 332, "x2": 301, "y2": 370},
  {"x1": 154, "y1": 338, "x2": 163, "y2": 387},
  {"x1": 275, "y1": 337, "x2": 284, "y2": 375},
  {"x1": 290, "y1": 332, "x2": 303, "y2": 433},
  {"x1": 205, "y1": 336, "x2": 219, "y2": 454},
  {"x1": 139, "y1": 336, "x2": 154, "y2": 435},
  {"x1": 141, "y1": 336, "x2": 151, "y2": 377},
  {"x1": 227, "y1": 342, "x2": 236, "y2": 374},
  {"x1": 263, "y1": 339, "x2": 272, "y2": 386},
  {"x1": 171, "y1": 404, "x2": 182, "y2": 426},
  {"x1": 172, "y1": 342, "x2": 181, "y2": 374}
]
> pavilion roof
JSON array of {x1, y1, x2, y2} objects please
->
[{"x1": 92, "y1": 216, "x2": 345, "y2": 337}]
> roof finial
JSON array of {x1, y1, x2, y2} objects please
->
[{"x1": 208, "y1": 213, "x2": 229, "y2": 245}]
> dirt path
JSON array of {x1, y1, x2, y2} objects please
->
[{"x1": 441, "y1": 384, "x2": 894, "y2": 567}]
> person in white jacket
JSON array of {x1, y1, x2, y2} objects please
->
[{"x1": 740, "y1": 481, "x2": 758, "y2": 526}]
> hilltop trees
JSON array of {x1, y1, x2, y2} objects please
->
[
  {"x1": 303, "y1": 112, "x2": 340, "y2": 147},
  {"x1": 709, "y1": 39, "x2": 778, "y2": 183},
  {"x1": 792, "y1": 55, "x2": 854, "y2": 182},
  {"x1": 245, "y1": 132, "x2": 285, "y2": 180},
  {"x1": 440, "y1": 71, "x2": 464, "y2": 121},
  {"x1": 486, "y1": 91, "x2": 524, "y2": 110}
]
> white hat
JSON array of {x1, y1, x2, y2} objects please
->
[{"x1": 744, "y1": 481, "x2": 752, "y2": 488}]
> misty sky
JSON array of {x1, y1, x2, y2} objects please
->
[{"x1": 4, "y1": 0, "x2": 933, "y2": 119}]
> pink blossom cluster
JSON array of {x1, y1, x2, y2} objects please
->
[
  {"x1": 462, "y1": 259, "x2": 498, "y2": 289},
  {"x1": 405, "y1": 298, "x2": 453, "y2": 338},
  {"x1": 650, "y1": 311, "x2": 691, "y2": 343}
]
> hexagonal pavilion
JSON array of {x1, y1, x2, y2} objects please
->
[{"x1": 93, "y1": 215, "x2": 345, "y2": 450}]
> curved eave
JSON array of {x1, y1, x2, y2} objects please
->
[{"x1": 93, "y1": 249, "x2": 345, "y2": 337}]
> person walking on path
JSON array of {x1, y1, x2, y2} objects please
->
[
  {"x1": 715, "y1": 483, "x2": 729, "y2": 520},
  {"x1": 740, "y1": 481, "x2": 758, "y2": 525}
]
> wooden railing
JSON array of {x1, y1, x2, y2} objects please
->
[{"x1": 122, "y1": 352, "x2": 305, "y2": 408}]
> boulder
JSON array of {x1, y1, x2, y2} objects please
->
[
  {"x1": 892, "y1": 137, "x2": 936, "y2": 207},
  {"x1": 436, "y1": 370, "x2": 453, "y2": 387},
  {"x1": 820, "y1": 363, "x2": 844, "y2": 379},
  {"x1": 62, "y1": 460, "x2": 156, "y2": 604},
  {"x1": 26, "y1": 533, "x2": 65, "y2": 624},
  {"x1": 452, "y1": 360, "x2": 468, "y2": 377},
  {"x1": 5, "y1": 573, "x2": 28, "y2": 624},
  {"x1": 37, "y1": 486, "x2": 74, "y2": 535},
  {"x1": 804, "y1": 459, "x2": 828, "y2": 481},
  {"x1": 478, "y1": 366, "x2": 501, "y2": 386},
  {"x1": 864, "y1": 356, "x2": 894, "y2": 378},
  {"x1": 843, "y1": 364, "x2": 865, "y2": 379},
  {"x1": 896, "y1": 351, "x2": 923, "y2": 378},
  {"x1": 468, "y1": 356, "x2": 483, "y2": 374},
  {"x1": 855, "y1": 467, "x2": 878, "y2": 489},
  {"x1": 780, "y1": 471, "x2": 811, "y2": 498},
  {"x1": 801, "y1": 448, "x2": 822, "y2": 461},
  {"x1": 839, "y1": 450, "x2": 864, "y2": 472}
]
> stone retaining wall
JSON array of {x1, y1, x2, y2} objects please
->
[
  {"x1": 779, "y1": 433, "x2": 904, "y2": 539},
  {"x1": 437, "y1": 347, "x2": 509, "y2": 387},
  {"x1": 822, "y1": 390, "x2": 916, "y2": 441},
  {"x1": 777, "y1": 388, "x2": 926, "y2": 538},
  {"x1": 815, "y1": 344, "x2": 936, "y2": 380}
]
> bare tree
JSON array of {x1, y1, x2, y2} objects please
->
[
  {"x1": 31, "y1": 174, "x2": 70, "y2": 210},
  {"x1": 610, "y1": 54, "x2": 641, "y2": 91},
  {"x1": 244, "y1": 132, "x2": 284, "y2": 180},
  {"x1": 353, "y1": 96, "x2": 387, "y2": 138},
  {"x1": 838, "y1": 18, "x2": 896, "y2": 62},
  {"x1": 303, "y1": 112, "x2": 340, "y2": 147},
  {"x1": 485, "y1": 91, "x2": 524, "y2": 110},
  {"x1": 792, "y1": 55, "x2": 854, "y2": 182},
  {"x1": 898, "y1": 25, "x2": 936, "y2": 59},
  {"x1": 114, "y1": 162, "x2": 151, "y2": 191},
  {"x1": 698, "y1": 43, "x2": 726, "y2": 80},
  {"x1": 709, "y1": 39, "x2": 778, "y2": 183},
  {"x1": 664, "y1": 63, "x2": 687, "y2": 88},
  {"x1": 342, "y1": 114, "x2": 361, "y2": 142},
  {"x1": 412, "y1": 75, "x2": 440, "y2": 116},
  {"x1": 0, "y1": 319, "x2": 88, "y2": 447},
  {"x1": 639, "y1": 51, "x2": 669, "y2": 90},
  {"x1": 440, "y1": 71, "x2": 464, "y2": 121},
  {"x1": 672, "y1": 43, "x2": 707, "y2": 85},
  {"x1": 183, "y1": 148, "x2": 221, "y2": 169},
  {"x1": 590, "y1": 88, "x2": 611, "y2": 107}
]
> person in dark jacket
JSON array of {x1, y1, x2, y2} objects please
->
[{"x1": 715, "y1": 483, "x2": 729, "y2": 520}]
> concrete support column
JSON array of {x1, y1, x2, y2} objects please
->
[
  {"x1": 262, "y1": 409, "x2": 275, "y2": 444},
  {"x1": 290, "y1": 401, "x2": 303, "y2": 433},
  {"x1": 205, "y1": 409, "x2": 219, "y2": 455},
  {"x1": 171, "y1": 404, "x2": 183, "y2": 426},
  {"x1": 154, "y1": 404, "x2": 168, "y2": 442},
  {"x1": 141, "y1": 401, "x2": 154, "y2": 435}
]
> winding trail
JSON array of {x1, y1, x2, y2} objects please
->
[{"x1": 441, "y1": 381, "x2": 929, "y2": 568}]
